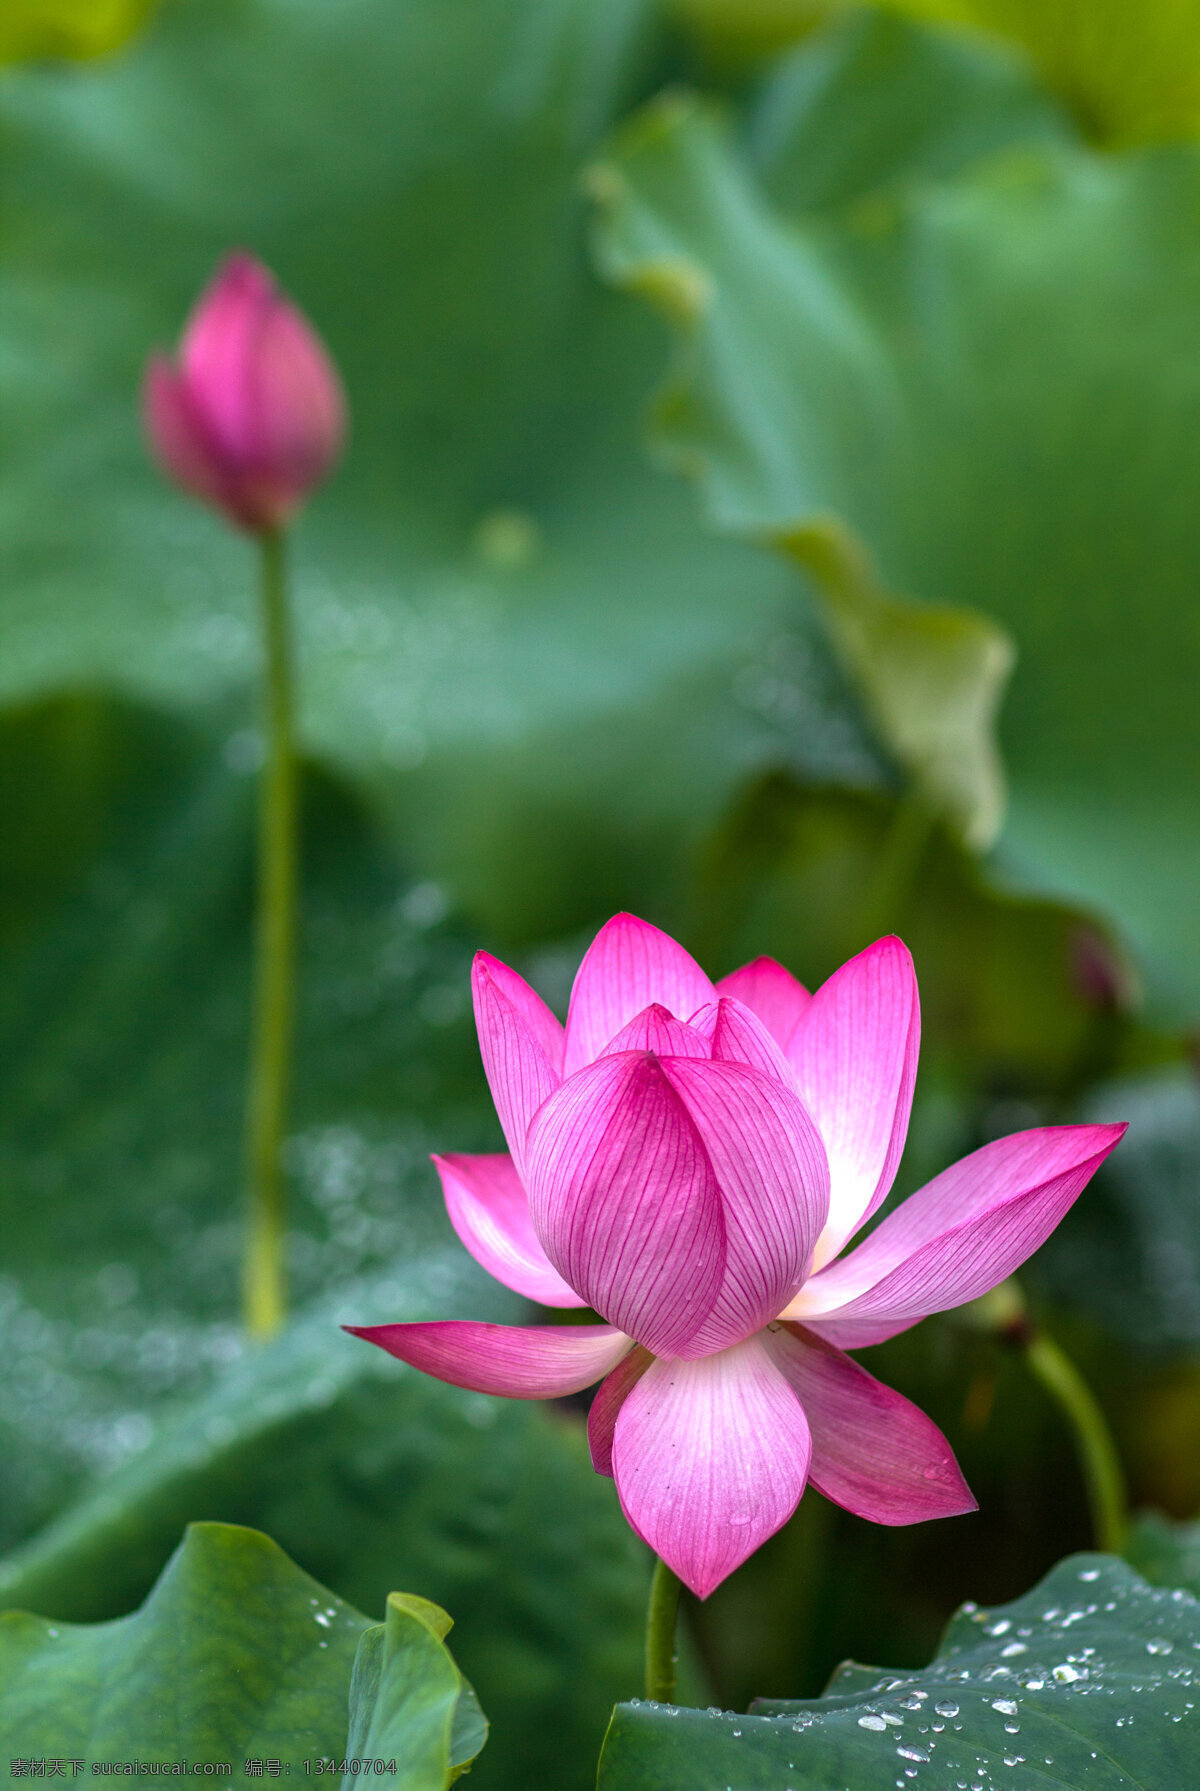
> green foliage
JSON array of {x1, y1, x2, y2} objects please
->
[
  {"x1": 0, "y1": 0, "x2": 839, "y2": 945},
  {"x1": 695, "y1": 774, "x2": 1152, "y2": 1098},
  {"x1": 600, "y1": 1554, "x2": 1200, "y2": 1788},
  {"x1": 774, "y1": 518, "x2": 1014, "y2": 848},
  {"x1": 0, "y1": 0, "x2": 156, "y2": 63},
  {"x1": 873, "y1": 0, "x2": 1200, "y2": 145},
  {"x1": 0, "y1": 693, "x2": 645, "y2": 1790},
  {"x1": 0, "y1": 1521, "x2": 484, "y2": 1785},
  {"x1": 347, "y1": 1594, "x2": 487, "y2": 1788},
  {"x1": 592, "y1": 14, "x2": 1200, "y2": 1013},
  {"x1": 1126, "y1": 1512, "x2": 1200, "y2": 1598}
]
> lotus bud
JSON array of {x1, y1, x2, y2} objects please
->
[{"x1": 143, "y1": 252, "x2": 345, "y2": 534}]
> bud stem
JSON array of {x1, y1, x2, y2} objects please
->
[
  {"x1": 243, "y1": 527, "x2": 297, "y2": 1340},
  {"x1": 1022, "y1": 1330, "x2": 1128, "y2": 1554},
  {"x1": 644, "y1": 1556, "x2": 682, "y2": 1704}
]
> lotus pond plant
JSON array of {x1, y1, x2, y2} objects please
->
[
  {"x1": 350, "y1": 914, "x2": 1124, "y2": 1695},
  {"x1": 144, "y1": 252, "x2": 345, "y2": 1339}
]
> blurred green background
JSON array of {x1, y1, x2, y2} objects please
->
[{"x1": 2, "y1": 0, "x2": 1199, "y2": 1784}]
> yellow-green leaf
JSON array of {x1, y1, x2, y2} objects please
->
[{"x1": 774, "y1": 516, "x2": 1014, "y2": 849}]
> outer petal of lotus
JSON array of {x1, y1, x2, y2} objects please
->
[
  {"x1": 562, "y1": 913, "x2": 715, "y2": 1076},
  {"x1": 471, "y1": 951, "x2": 565, "y2": 1073},
  {"x1": 611, "y1": 1335, "x2": 812, "y2": 1598},
  {"x1": 660, "y1": 1055, "x2": 829, "y2": 1355},
  {"x1": 715, "y1": 957, "x2": 810, "y2": 1051},
  {"x1": 179, "y1": 251, "x2": 274, "y2": 454},
  {"x1": 433, "y1": 1152, "x2": 585, "y2": 1308},
  {"x1": 249, "y1": 289, "x2": 347, "y2": 499},
  {"x1": 765, "y1": 1323, "x2": 975, "y2": 1523},
  {"x1": 787, "y1": 1124, "x2": 1127, "y2": 1347},
  {"x1": 788, "y1": 936, "x2": 919, "y2": 1270},
  {"x1": 588, "y1": 1345, "x2": 653, "y2": 1475},
  {"x1": 345, "y1": 1320, "x2": 632, "y2": 1398},
  {"x1": 524, "y1": 1050, "x2": 726, "y2": 1357},
  {"x1": 472, "y1": 953, "x2": 561, "y2": 1182},
  {"x1": 142, "y1": 357, "x2": 231, "y2": 514}
]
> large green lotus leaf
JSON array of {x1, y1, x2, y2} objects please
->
[
  {"x1": 0, "y1": 0, "x2": 855, "y2": 944},
  {"x1": 0, "y1": 1523, "x2": 369, "y2": 1765},
  {"x1": 346, "y1": 1594, "x2": 487, "y2": 1788},
  {"x1": 0, "y1": 1521, "x2": 485, "y2": 1785},
  {"x1": 599, "y1": 1554, "x2": 1200, "y2": 1789},
  {"x1": 591, "y1": 16, "x2": 1200, "y2": 1012},
  {"x1": 0, "y1": 693, "x2": 646, "y2": 1790},
  {"x1": 0, "y1": 1296, "x2": 647, "y2": 1791}
]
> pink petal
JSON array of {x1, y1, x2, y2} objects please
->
[
  {"x1": 599, "y1": 1003, "x2": 710, "y2": 1060},
  {"x1": 562, "y1": 914, "x2": 715, "y2": 1076},
  {"x1": 788, "y1": 936, "x2": 920, "y2": 1268},
  {"x1": 660, "y1": 1057, "x2": 829, "y2": 1355},
  {"x1": 588, "y1": 1345, "x2": 653, "y2": 1476},
  {"x1": 715, "y1": 957, "x2": 811, "y2": 1050},
  {"x1": 142, "y1": 356, "x2": 230, "y2": 513},
  {"x1": 611, "y1": 1336, "x2": 812, "y2": 1598},
  {"x1": 178, "y1": 252, "x2": 344, "y2": 530},
  {"x1": 434, "y1": 1152, "x2": 585, "y2": 1308},
  {"x1": 524, "y1": 1052, "x2": 725, "y2": 1357},
  {"x1": 345, "y1": 1320, "x2": 631, "y2": 1398},
  {"x1": 248, "y1": 289, "x2": 346, "y2": 498},
  {"x1": 468, "y1": 952, "x2": 565, "y2": 1074},
  {"x1": 181, "y1": 251, "x2": 275, "y2": 439},
  {"x1": 697, "y1": 995, "x2": 798, "y2": 1089},
  {"x1": 766, "y1": 1324, "x2": 976, "y2": 1523},
  {"x1": 789, "y1": 1124, "x2": 1126, "y2": 1347},
  {"x1": 472, "y1": 954, "x2": 562, "y2": 1182}
]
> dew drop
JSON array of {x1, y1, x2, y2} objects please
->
[
  {"x1": 859, "y1": 1715, "x2": 888, "y2": 1731},
  {"x1": 1147, "y1": 1637, "x2": 1174, "y2": 1655},
  {"x1": 934, "y1": 1701, "x2": 959, "y2": 1719}
]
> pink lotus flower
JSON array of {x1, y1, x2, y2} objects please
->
[
  {"x1": 143, "y1": 252, "x2": 345, "y2": 533},
  {"x1": 349, "y1": 915, "x2": 1124, "y2": 1597}
]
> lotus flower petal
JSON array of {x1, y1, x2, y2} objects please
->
[
  {"x1": 788, "y1": 936, "x2": 919, "y2": 1268},
  {"x1": 345, "y1": 1319, "x2": 631, "y2": 1398},
  {"x1": 142, "y1": 356, "x2": 230, "y2": 513},
  {"x1": 472, "y1": 953, "x2": 561, "y2": 1180},
  {"x1": 469, "y1": 952, "x2": 565, "y2": 1073},
  {"x1": 697, "y1": 995, "x2": 798, "y2": 1089},
  {"x1": 525, "y1": 1051, "x2": 726, "y2": 1356},
  {"x1": 159, "y1": 252, "x2": 345, "y2": 531},
  {"x1": 433, "y1": 1152, "x2": 584, "y2": 1308},
  {"x1": 789, "y1": 1124, "x2": 1126, "y2": 1347},
  {"x1": 661, "y1": 1057, "x2": 829, "y2": 1355},
  {"x1": 715, "y1": 957, "x2": 810, "y2": 1049},
  {"x1": 588, "y1": 1345, "x2": 653, "y2": 1476},
  {"x1": 600, "y1": 1003, "x2": 710, "y2": 1060},
  {"x1": 766, "y1": 1324, "x2": 975, "y2": 1523},
  {"x1": 611, "y1": 1336, "x2": 812, "y2": 1598},
  {"x1": 562, "y1": 913, "x2": 714, "y2": 1075}
]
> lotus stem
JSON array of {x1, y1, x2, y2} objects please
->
[
  {"x1": 644, "y1": 1556, "x2": 682, "y2": 1704},
  {"x1": 1023, "y1": 1329, "x2": 1127, "y2": 1554},
  {"x1": 243, "y1": 527, "x2": 297, "y2": 1340}
]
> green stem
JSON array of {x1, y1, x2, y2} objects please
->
[
  {"x1": 644, "y1": 1557, "x2": 682, "y2": 1704},
  {"x1": 1024, "y1": 1331, "x2": 1128, "y2": 1553},
  {"x1": 243, "y1": 528, "x2": 297, "y2": 1340}
]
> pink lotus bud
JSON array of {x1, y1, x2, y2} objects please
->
[{"x1": 143, "y1": 252, "x2": 345, "y2": 534}]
